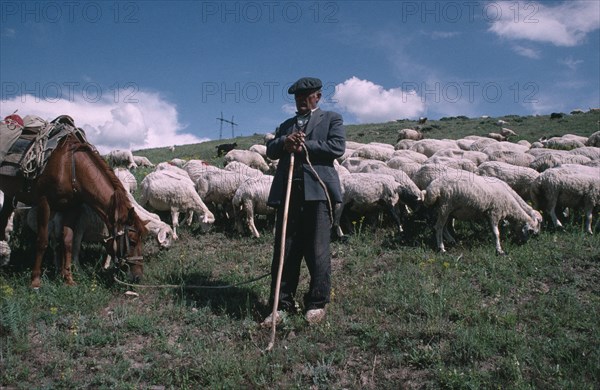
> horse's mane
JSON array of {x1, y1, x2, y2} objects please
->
[{"x1": 69, "y1": 136, "x2": 146, "y2": 235}]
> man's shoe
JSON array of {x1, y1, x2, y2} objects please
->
[
  {"x1": 260, "y1": 310, "x2": 285, "y2": 328},
  {"x1": 305, "y1": 308, "x2": 326, "y2": 325}
]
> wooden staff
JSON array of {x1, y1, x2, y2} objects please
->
[{"x1": 266, "y1": 151, "x2": 295, "y2": 351}]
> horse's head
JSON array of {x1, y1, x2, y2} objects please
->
[{"x1": 107, "y1": 202, "x2": 148, "y2": 283}]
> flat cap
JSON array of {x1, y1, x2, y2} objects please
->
[{"x1": 288, "y1": 77, "x2": 322, "y2": 94}]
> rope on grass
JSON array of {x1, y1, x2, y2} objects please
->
[{"x1": 113, "y1": 272, "x2": 270, "y2": 289}]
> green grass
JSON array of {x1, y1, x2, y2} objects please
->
[{"x1": 1, "y1": 112, "x2": 599, "y2": 388}]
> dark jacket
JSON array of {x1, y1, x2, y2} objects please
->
[{"x1": 267, "y1": 108, "x2": 345, "y2": 207}]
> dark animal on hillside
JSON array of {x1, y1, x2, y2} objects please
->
[
  {"x1": 550, "y1": 112, "x2": 564, "y2": 119},
  {"x1": 216, "y1": 142, "x2": 237, "y2": 157},
  {"x1": 0, "y1": 132, "x2": 148, "y2": 288}
]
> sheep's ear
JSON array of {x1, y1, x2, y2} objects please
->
[{"x1": 158, "y1": 230, "x2": 170, "y2": 247}]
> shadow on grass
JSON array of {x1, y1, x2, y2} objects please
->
[{"x1": 169, "y1": 271, "x2": 269, "y2": 321}]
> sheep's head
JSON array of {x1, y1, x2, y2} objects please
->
[
  {"x1": 398, "y1": 187, "x2": 423, "y2": 212},
  {"x1": 516, "y1": 215, "x2": 542, "y2": 243},
  {"x1": 156, "y1": 226, "x2": 175, "y2": 248}
]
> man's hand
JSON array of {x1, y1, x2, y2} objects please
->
[{"x1": 284, "y1": 132, "x2": 305, "y2": 154}]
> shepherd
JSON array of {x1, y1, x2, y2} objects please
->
[{"x1": 262, "y1": 77, "x2": 346, "y2": 338}]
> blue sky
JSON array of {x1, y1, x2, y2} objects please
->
[{"x1": 1, "y1": 0, "x2": 599, "y2": 153}]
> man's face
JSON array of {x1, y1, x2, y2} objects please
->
[{"x1": 294, "y1": 90, "x2": 321, "y2": 114}]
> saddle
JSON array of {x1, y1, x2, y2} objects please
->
[{"x1": 0, "y1": 114, "x2": 89, "y2": 179}]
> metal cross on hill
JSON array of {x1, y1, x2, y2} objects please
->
[{"x1": 217, "y1": 112, "x2": 238, "y2": 139}]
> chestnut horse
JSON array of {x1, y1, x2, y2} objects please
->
[{"x1": 0, "y1": 132, "x2": 147, "y2": 288}]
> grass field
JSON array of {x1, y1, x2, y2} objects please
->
[{"x1": 1, "y1": 112, "x2": 599, "y2": 389}]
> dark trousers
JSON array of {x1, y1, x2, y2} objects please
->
[{"x1": 270, "y1": 181, "x2": 331, "y2": 312}]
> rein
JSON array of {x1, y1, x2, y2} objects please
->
[{"x1": 113, "y1": 271, "x2": 270, "y2": 289}]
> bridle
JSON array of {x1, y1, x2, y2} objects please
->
[{"x1": 108, "y1": 224, "x2": 144, "y2": 268}]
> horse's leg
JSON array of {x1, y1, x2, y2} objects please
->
[
  {"x1": 32, "y1": 197, "x2": 51, "y2": 288},
  {"x1": 61, "y1": 210, "x2": 78, "y2": 286}
]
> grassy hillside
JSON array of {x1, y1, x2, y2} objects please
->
[{"x1": 1, "y1": 111, "x2": 599, "y2": 389}]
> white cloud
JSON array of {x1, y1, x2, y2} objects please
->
[
  {"x1": 428, "y1": 31, "x2": 461, "y2": 40},
  {"x1": 0, "y1": 90, "x2": 206, "y2": 154},
  {"x1": 1, "y1": 28, "x2": 16, "y2": 38},
  {"x1": 488, "y1": 1, "x2": 600, "y2": 47},
  {"x1": 333, "y1": 77, "x2": 425, "y2": 123},
  {"x1": 558, "y1": 56, "x2": 584, "y2": 70},
  {"x1": 512, "y1": 45, "x2": 541, "y2": 59}
]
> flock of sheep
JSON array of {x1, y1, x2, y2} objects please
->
[{"x1": 1, "y1": 124, "x2": 599, "y2": 268}]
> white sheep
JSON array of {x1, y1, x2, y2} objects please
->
[
  {"x1": 224, "y1": 149, "x2": 270, "y2": 172},
  {"x1": 156, "y1": 161, "x2": 191, "y2": 176},
  {"x1": 338, "y1": 148, "x2": 356, "y2": 163},
  {"x1": 155, "y1": 163, "x2": 197, "y2": 222},
  {"x1": 431, "y1": 149, "x2": 489, "y2": 165},
  {"x1": 0, "y1": 240, "x2": 10, "y2": 267},
  {"x1": 113, "y1": 167, "x2": 137, "y2": 193},
  {"x1": 139, "y1": 170, "x2": 215, "y2": 239},
  {"x1": 486, "y1": 150, "x2": 536, "y2": 167},
  {"x1": 386, "y1": 157, "x2": 422, "y2": 178},
  {"x1": 106, "y1": 149, "x2": 137, "y2": 170},
  {"x1": 346, "y1": 141, "x2": 367, "y2": 150},
  {"x1": 569, "y1": 146, "x2": 600, "y2": 161},
  {"x1": 350, "y1": 144, "x2": 395, "y2": 161},
  {"x1": 541, "y1": 136, "x2": 586, "y2": 150},
  {"x1": 342, "y1": 157, "x2": 387, "y2": 173},
  {"x1": 132, "y1": 155, "x2": 155, "y2": 167},
  {"x1": 0, "y1": 190, "x2": 13, "y2": 266},
  {"x1": 482, "y1": 141, "x2": 530, "y2": 155},
  {"x1": 423, "y1": 174, "x2": 541, "y2": 254},
  {"x1": 424, "y1": 156, "x2": 478, "y2": 173},
  {"x1": 530, "y1": 166, "x2": 600, "y2": 234},
  {"x1": 195, "y1": 168, "x2": 253, "y2": 219},
  {"x1": 500, "y1": 128, "x2": 517, "y2": 137},
  {"x1": 125, "y1": 191, "x2": 175, "y2": 249},
  {"x1": 526, "y1": 148, "x2": 567, "y2": 158},
  {"x1": 397, "y1": 128, "x2": 423, "y2": 141},
  {"x1": 394, "y1": 139, "x2": 417, "y2": 150},
  {"x1": 357, "y1": 164, "x2": 423, "y2": 212},
  {"x1": 182, "y1": 160, "x2": 221, "y2": 184},
  {"x1": 456, "y1": 138, "x2": 476, "y2": 151},
  {"x1": 249, "y1": 144, "x2": 268, "y2": 159},
  {"x1": 477, "y1": 161, "x2": 540, "y2": 202},
  {"x1": 224, "y1": 161, "x2": 264, "y2": 178},
  {"x1": 170, "y1": 158, "x2": 187, "y2": 167},
  {"x1": 263, "y1": 133, "x2": 275, "y2": 144},
  {"x1": 487, "y1": 132, "x2": 507, "y2": 141},
  {"x1": 334, "y1": 160, "x2": 352, "y2": 177},
  {"x1": 334, "y1": 173, "x2": 406, "y2": 238},
  {"x1": 231, "y1": 175, "x2": 275, "y2": 238},
  {"x1": 411, "y1": 164, "x2": 476, "y2": 190},
  {"x1": 391, "y1": 149, "x2": 429, "y2": 164},
  {"x1": 410, "y1": 139, "x2": 458, "y2": 157},
  {"x1": 586, "y1": 131, "x2": 600, "y2": 147},
  {"x1": 529, "y1": 153, "x2": 591, "y2": 172},
  {"x1": 469, "y1": 138, "x2": 498, "y2": 152}
]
